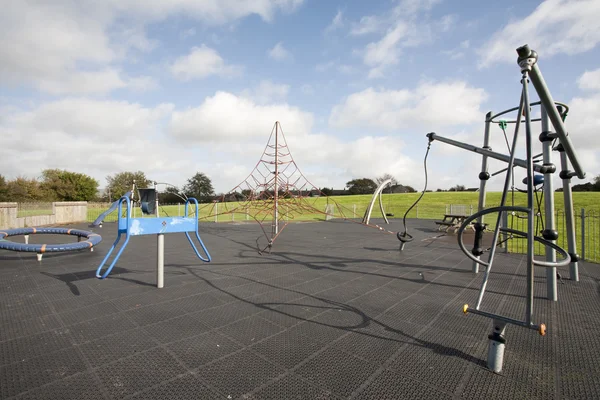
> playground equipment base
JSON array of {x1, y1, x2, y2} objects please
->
[{"x1": 0, "y1": 220, "x2": 598, "y2": 399}]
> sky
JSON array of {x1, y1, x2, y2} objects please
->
[{"x1": 1, "y1": 0, "x2": 600, "y2": 195}]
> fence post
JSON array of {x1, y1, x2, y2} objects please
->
[
  {"x1": 502, "y1": 211, "x2": 508, "y2": 253},
  {"x1": 214, "y1": 203, "x2": 218, "y2": 223},
  {"x1": 353, "y1": 204, "x2": 356, "y2": 218},
  {"x1": 178, "y1": 203, "x2": 181, "y2": 216},
  {"x1": 416, "y1": 205, "x2": 419, "y2": 219},
  {"x1": 246, "y1": 207, "x2": 249, "y2": 221},
  {"x1": 581, "y1": 208, "x2": 586, "y2": 261}
]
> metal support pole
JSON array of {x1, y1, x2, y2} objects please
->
[
  {"x1": 155, "y1": 182, "x2": 164, "y2": 289},
  {"x1": 487, "y1": 320, "x2": 507, "y2": 373},
  {"x1": 518, "y1": 45, "x2": 585, "y2": 179},
  {"x1": 473, "y1": 111, "x2": 493, "y2": 274},
  {"x1": 157, "y1": 234, "x2": 164, "y2": 288},
  {"x1": 557, "y1": 146, "x2": 579, "y2": 281},
  {"x1": 24, "y1": 234, "x2": 29, "y2": 244},
  {"x1": 521, "y1": 71, "x2": 536, "y2": 326},
  {"x1": 581, "y1": 208, "x2": 585, "y2": 261},
  {"x1": 501, "y1": 211, "x2": 508, "y2": 253},
  {"x1": 273, "y1": 122, "x2": 279, "y2": 239},
  {"x1": 540, "y1": 106, "x2": 557, "y2": 301},
  {"x1": 426, "y1": 133, "x2": 553, "y2": 174}
]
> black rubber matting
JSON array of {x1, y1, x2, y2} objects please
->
[{"x1": 1, "y1": 218, "x2": 599, "y2": 399}]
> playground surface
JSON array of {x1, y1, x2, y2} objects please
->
[{"x1": 1, "y1": 218, "x2": 599, "y2": 399}]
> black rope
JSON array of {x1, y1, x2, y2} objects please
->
[{"x1": 398, "y1": 138, "x2": 432, "y2": 243}]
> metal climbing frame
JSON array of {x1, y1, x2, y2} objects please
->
[{"x1": 427, "y1": 44, "x2": 586, "y2": 373}]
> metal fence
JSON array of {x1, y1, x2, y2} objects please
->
[
  {"x1": 6, "y1": 201, "x2": 599, "y2": 263},
  {"x1": 498, "y1": 208, "x2": 599, "y2": 264},
  {"x1": 16, "y1": 202, "x2": 53, "y2": 217}
]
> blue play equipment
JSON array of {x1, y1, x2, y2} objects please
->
[
  {"x1": 0, "y1": 227, "x2": 102, "y2": 261},
  {"x1": 95, "y1": 195, "x2": 211, "y2": 285},
  {"x1": 522, "y1": 174, "x2": 544, "y2": 186},
  {"x1": 91, "y1": 190, "x2": 132, "y2": 227}
]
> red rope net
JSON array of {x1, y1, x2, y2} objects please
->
[{"x1": 197, "y1": 121, "x2": 394, "y2": 252}]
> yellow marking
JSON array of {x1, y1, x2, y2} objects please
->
[
  {"x1": 40, "y1": 244, "x2": 46, "y2": 253},
  {"x1": 539, "y1": 323, "x2": 547, "y2": 336},
  {"x1": 463, "y1": 304, "x2": 469, "y2": 314}
]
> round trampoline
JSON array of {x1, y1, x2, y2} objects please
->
[{"x1": 0, "y1": 227, "x2": 102, "y2": 260}]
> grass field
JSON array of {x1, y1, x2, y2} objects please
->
[
  {"x1": 83, "y1": 191, "x2": 600, "y2": 263},
  {"x1": 13, "y1": 191, "x2": 599, "y2": 262}
]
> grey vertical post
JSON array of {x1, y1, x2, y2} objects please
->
[
  {"x1": 581, "y1": 208, "x2": 585, "y2": 261},
  {"x1": 155, "y1": 183, "x2": 164, "y2": 289},
  {"x1": 557, "y1": 145, "x2": 579, "y2": 281},
  {"x1": 214, "y1": 203, "x2": 218, "y2": 223},
  {"x1": 472, "y1": 111, "x2": 493, "y2": 274},
  {"x1": 500, "y1": 211, "x2": 507, "y2": 253},
  {"x1": 540, "y1": 106, "x2": 557, "y2": 301},
  {"x1": 521, "y1": 70, "x2": 535, "y2": 325}
]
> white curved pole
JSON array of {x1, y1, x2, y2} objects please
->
[{"x1": 362, "y1": 179, "x2": 392, "y2": 225}]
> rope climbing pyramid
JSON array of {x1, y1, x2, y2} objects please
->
[{"x1": 199, "y1": 121, "x2": 393, "y2": 252}]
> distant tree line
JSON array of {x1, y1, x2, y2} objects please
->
[
  {"x1": 0, "y1": 170, "x2": 216, "y2": 203},
  {"x1": 4, "y1": 169, "x2": 596, "y2": 204}
]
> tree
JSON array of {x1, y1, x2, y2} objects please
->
[
  {"x1": 5, "y1": 177, "x2": 46, "y2": 202},
  {"x1": 183, "y1": 172, "x2": 214, "y2": 203},
  {"x1": 320, "y1": 187, "x2": 333, "y2": 196},
  {"x1": 449, "y1": 184, "x2": 467, "y2": 192},
  {"x1": 40, "y1": 169, "x2": 99, "y2": 201},
  {"x1": 106, "y1": 171, "x2": 151, "y2": 199},
  {"x1": 159, "y1": 185, "x2": 186, "y2": 204},
  {"x1": 0, "y1": 175, "x2": 8, "y2": 201},
  {"x1": 346, "y1": 178, "x2": 377, "y2": 195},
  {"x1": 375, "y1": 173, "x2": 399, "y2": 186}
]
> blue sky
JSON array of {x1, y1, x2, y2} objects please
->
[{"x1": 1, "y1": 0, "x2": 599, "y2": 194}]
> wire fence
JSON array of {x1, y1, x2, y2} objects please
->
[
  {"x1": 7, "y1": 201, "x2": 600, "y2": 263},
  {"x1": 16, "y1": 202, "x2": 53, "y2": 217}
]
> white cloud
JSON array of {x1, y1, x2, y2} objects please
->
[
  {"x1": 325, "y1": 10, "x2": 344, "y2": 34},
  {"x1": 0, "y1": 0, "x2": 304, "y2": 95},
  {"x1": 363, "y1": 23, "x2": 410, "y2": 79},
  {"x1": 169, "y1": 91, "x2": 313, "y2": 143},
  {"x1": 329, "y1": 81, "x2": 488, "y2": 131},
  {"x1": 350, "y1": 15, "x2": 382, "y2": 36},
  {"x1": 439, "y1": 14, "x2": 458, "y2": 32},
  {"x1": 351, "y1": 0, "x2": 448, "y2": 78},
  {"x1": 442, "y1": 40, "x2": 470, "y2": 60},
  {"x1": 478, "y1": 0, "x2": 600, "y2": 69},
  {"x1": 268, "y1": 42, "x2": 293, "y2": 62},
  {"x1": 0, "y1": 99, "x2": 187, "y2": 187},
  {"x1": 240, "y1": 80, "x2": 290, "y2": 104},
  {"x1": 170, "y1": 45, "x2": 243, "y2": 81},
  {"x1": 578, "y1": 68, "x2": 600, "y2": 92},
  {"x1": 301, "y1": 84, "x2": 315, "y2": 95},
  {"x1": 180, "y1": 28, "x2": 197, "y2": 39}
]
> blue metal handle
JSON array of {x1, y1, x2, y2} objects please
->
[
  {"x1": 185, "y1": 198, "x2": 211, "y2": 262},
  {"x1": 96, "y1": 196, "x2": 132, "y2": 279}
]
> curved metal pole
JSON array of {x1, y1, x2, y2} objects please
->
[{"x1": 362, "y1": 178, "x2": 392, "y2": 225}]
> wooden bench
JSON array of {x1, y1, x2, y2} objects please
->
[{"x1": 435, "y1": 214, "x2": 473, "y2": 232}]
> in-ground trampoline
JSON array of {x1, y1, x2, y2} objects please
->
[{"x1": 0, "y1": 218, "x2": 598, "y2": 399}]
